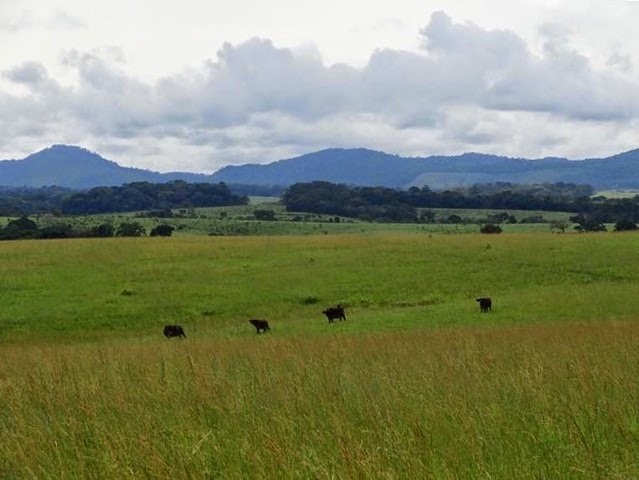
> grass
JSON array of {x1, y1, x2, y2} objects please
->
[
  {"x1": 1, "y1": 231, "x2": 639, "y2": 477},
  {"x1": 2, "y1": 202, "x2": 574, "y2": 237},
  {"x1": 2, "y1": 232, "x2": 639, "y2": 341},
  {"x1": 1, "y1": 321, "x2": 638, "y2": 478},
  {"x1": 594, "y1": 189, "x2": 639, "y2": 199}
]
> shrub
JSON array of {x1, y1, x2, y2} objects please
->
[
  {"x1": 116, "y1": 222, "x2": 146, "y2": 237},
  {"x1": 254, "y1": 209, "x2": 276, "y2": 221},
  {"x1": 39, "y1": 223, "x2": 75, "y2": 239},
  {"x1": 0, "y1": 216, "x2": 40, "y2": 240},
  {"x1": 549, "y1": 220, "x2": 570, "y2": 233},
  {"x1": 150, "y1": 224, "x2": 175, "y2": 237},
  {"x1": 614, "y1": 219, "x2": 638, "y2": 232},
  {"x1": 480, "y1": 223, "x2": 503, "y2": 234},
  {"x1": 89, "y1": 223, "x2": 115, "y2": 237}
]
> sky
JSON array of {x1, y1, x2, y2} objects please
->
[{"x1": 2, "y1": 0, "x2": 639, "y2": 173}]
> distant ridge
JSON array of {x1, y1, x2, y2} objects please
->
[
  {"x1": 2, "y1": 144, "x2": 639, "y2": 190},
  {"x1": 0, "y1": 145, "x2": 212, "y2": 189},
  {"x1": 210, "y1": 147, "x2": 639, "y2": 189}
]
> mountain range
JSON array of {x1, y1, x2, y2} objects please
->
[{"x1": 1, "y1": 144, "x2": 639, "y2": 190}]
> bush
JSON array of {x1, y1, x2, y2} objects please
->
[
  {"x1": 549, "y1": 220, "x2": 570, "y2": 233},
  {"x1": 520, "y1": 215, "x2": 546, "y2": 224},
  {"x1": 88, "y1": 223, "x2": 115, "y2": 237},
  {"x1": 441, "y1": 214, "x2": 463, "y2": 224},
  {"x1": 480, "y1": 223, "x2": 503, "y2": 234},
  {"x1": 614, "y1": 219, "x2": 638, "y2": 232},
  {"x1": 254, "y1": 209, "x2": 276, "y2": 221},
  {"x1": 0, "y1": 216, "x2": 40, "y2": 240},
  {"x1": 574, "y1": 222, "x2": 607, "y2": 233},
  {"x1": 116, "y1": 222, "x2": 146, "y2": 237},
  {"x1": 570, "y1": 214, "x2": 607, "y2": 232},
  {"x1": 39, "y1": 223, "x2": 75, "y2": 239},
  {"x1": 419, "y1": 210, "x2": 436, "y2": 223},
  {"x1": 150, "y1": 224, "x2": 175, "y2": 237}
]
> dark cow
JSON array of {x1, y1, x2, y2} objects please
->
[
  {"x1": 322, "y1": 305, "x2": 346, "y2": 323},
  {"x1": 249, "y1": 319, "x2": 271, "y2": 334},
  {"x1": 476, "y1": 297, "x2": 492, "y2": 313},
  {"x1": 163, "y1": 324, "x2": 186, "y2": 338}
]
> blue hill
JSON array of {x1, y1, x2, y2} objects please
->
[{"x1": 3, "y1": 144, "x2": 639, "y2": 190}]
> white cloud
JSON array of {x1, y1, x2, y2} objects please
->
[
  {"x1": 0, "y1": 10, "x2": 35, "y2": 33},
  {"x1": 2, "y1": 7, "x2": 639, "y2": 171},
  {"x1": 3, "y1": 61, "x2": 49, "y2": 85},
  {"x1": 0, "y1": 8, "x2": 84, "y2": 32}
]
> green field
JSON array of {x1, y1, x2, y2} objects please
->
[
  {"x1": 595, "y1": 189, "x2": 639, "y2": 199},
  {"x1": 2, "y1": 201, "x2": 574, "y2": 238},
  {"x1": 1, "y1": 232, "x2": 638, "y2": 478}
]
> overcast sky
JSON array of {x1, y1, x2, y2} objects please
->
[{"x1": 2, "y1": 0, "x2": 639, "y2": 172}]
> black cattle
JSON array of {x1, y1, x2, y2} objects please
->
[
  {"x1": 249, "y1": 319, "x2": 271, "y2": 334},
  {"x1": 163, "y1": 324, "x2": 186, "y2": 338},
  {"x1": 476, "y1": 297, "x2": 492, "y2": 313},
  {"x1": 322, "y1": 305, "x2": 346, "y2": 323}
]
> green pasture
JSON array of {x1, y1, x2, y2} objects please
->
[
  {"x1": 1, "y1": 231, "x2": 638, "y2": 341},
  {"x1": 594, "y1": 189, "x2": 639, "y2": 198},
  {"x1": 2, "y1": 232, "x2": 639, "y2": 478},
  {"x1": 2, "y1": 202, "x2": 573, "y2": 237}
]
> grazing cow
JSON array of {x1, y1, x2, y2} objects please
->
[
  {"x1": 476, "y1": 297, "x2": 492, "y2": 313},
  {"x1": 322, "y1": 304, "x2": 346, "y2": 323},
  {"x1": 249, "y1": 319, "x2": 271, "y2": 334},
  {"x1": 163, "y1": 324, "x2": 186, "y2": 338}
]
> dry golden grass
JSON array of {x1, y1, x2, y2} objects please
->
[{"x1": 1, "y1": 320, "x2": 638, "y2": 478}]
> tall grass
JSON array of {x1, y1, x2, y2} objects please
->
[
  {"x1": 1, "y1": 321, "x2": 638, "y2": 478},
  {"x1": 1, "y1": 233, "x2": 639, "y2": 477}
]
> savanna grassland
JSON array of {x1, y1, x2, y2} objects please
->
[
  {"x1": 1, "y1": 232, "x2": 639, "y2": 478},
  {"x1": 2, "y1": 201, "x2": 573, "y2": 238}
]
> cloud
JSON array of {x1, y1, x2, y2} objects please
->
[
  {"x1": 2, "y1": 11, "x2": 639, "y2": 171},
  {"x1": 0, "y1": 10, "x2": 35, "y2": 32},
  {"x1": 0, "y1": 9, "x2": 85, "y2": 32},
  {"x1": 3, "y1": 61, "x2": 49, "y2": 85},
  {"x1": 48, "y1": 10, "x2": 86, "y2": 30}
]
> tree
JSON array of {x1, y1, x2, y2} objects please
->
[
  {"x1": 150, "y1": 224, "x2": 175, "y2": 237},
  {"x1": 89, "y1": 223, "x2": 115, "y2": 237},
  {"x1": 571, "y1": 214, "x2": 607, "y2": 232},
  {"x1": 549, "y1": 220, "x2": 570, "y2": 233},
  {"x1": 253, "y1": 209, "x2": 276, "y2": 221},
  {"x1": 39, "y1": 223, "x2": 75, "y2": 239},
  {"x1": 419, "y1": 210, "x2": 436, "y2": 223},
  {"x1": 0, "y1": 216, "x2": 40, "y2": 240},
  {"x1": 444, "y1": 214, "x2": 463, "y2": 224},
  {"x1": 614, "y1": 219, "x2": 638, "y2": 232},
  {"x1": 116, "y1": 222, "x2": 146, "y2": 237},
  {"x1": 480, "y1": 223, "x2": 503, "y2": 234}
]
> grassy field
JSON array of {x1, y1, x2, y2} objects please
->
[
  {"x1": 2, "y1": 232, "x2": 639, "y2": 341},
  {"x1": 595, "y1": 189, "x2": 639, "y2": 199},
  {"x1": 2, "y1": 200, "x2": 574, "y2": 237},
  {"x1": 1, "y1": 232, "x2": 639, "y2": 478}
]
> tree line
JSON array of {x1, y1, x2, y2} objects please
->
[
  {"x1": 3, "y1": 180, "x2": 639, "y2": 230},
  {"x1": 0, "y1": 181, "x2": 248, "y2": 215},
  {"x1": 0, "y1": 216, "x2": 177, "y2": 241},
  {"x1": 281, "y1": 181, "x2": 639, "y2": 227}
]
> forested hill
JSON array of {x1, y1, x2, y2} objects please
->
[
  {"x1": 0, "y1": 182, "x2": 247, "y2": 215},
  {"x1": 211, "y1": 148, "x2": 639, "y2": 189},
  {"x1": 4, "y1": 144, "x2": 639, "y2": 190},
  {"x1": 0, "y1": 145, "x2": 212, "y2": 188},
  {"x1": 281, "y1": 181, "x2": 639, "y2": 228}
]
